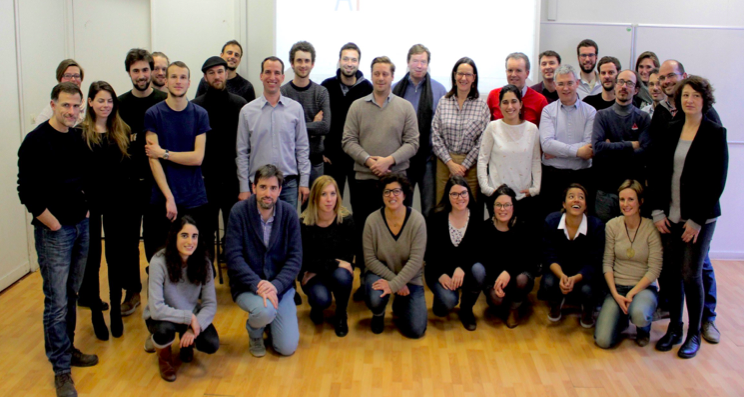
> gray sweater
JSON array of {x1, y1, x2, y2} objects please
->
[
  {"x1": 143, "y1": 251, "x2": 217, "y2": 330},
  {"x1": 602, "y1": 217, "x2": 663, "y2": 287},
  {"x1": 342, "y1": 93, "x2": 419, "y2": 180},
  {"x1": 363, "y1": 208, "x2": 427, "y2": 292},
  {"x1": 280, "y1": 81, "x2": 331, "y2": 164}
]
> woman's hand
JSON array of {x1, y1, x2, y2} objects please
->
[
  {"x1": 612, "y1": 292, "x2": 632, "y2": 315},
  {"x1": 681, "y1": 221, "x2": 700, "y2": 244},
  {"x1": 301, "y1": 272, "x2": 316, "y2": 286},
  {"x1": 520, "y1": 189, "x2": 531, "y2": 198},
  {"x1": 446, "y1": 160, "x2": 466, "y2": 177},
  {"x1": 655, "y1": 217, "x2": 671, "y2": 234},
  {"x1": 180, "y1": 329, "x2": 196, "y2": 348},
  {"x1": 439, "y1": 274, "x2": 453, "y2": 290},
  {"x1": 494, "y1": 271, "x2": 511, "y2": 298},
  {"x1": 337, "y1": 260, "x2": 353, "y2": 274},
  {"x1": 451, "y1": 268, "x2": 465, "y2": 290},
  {"x1": 372, "y1": 279, "x2": 392, "y2": 297},
  {"x1": 559, "y1": 275, "x2": 575, "y2": 295},
  {"x1": 189, "y1": 313, "x2": 201, "y2": 337}
]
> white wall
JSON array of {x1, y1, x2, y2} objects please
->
[{"x1": 1, "y1": 0, "x2": 32, "y2": 290}]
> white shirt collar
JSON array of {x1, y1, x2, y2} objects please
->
[{"x1": 558, "y1": 213, "x2": 588, "y2": 240}]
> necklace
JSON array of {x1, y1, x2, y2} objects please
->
[{"x1": 624, "y1": 218, "x2": 642, "y2": 258}]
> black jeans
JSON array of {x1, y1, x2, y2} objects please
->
[
  {"x1": 301, "y1": 267, "x2": 354, "y2": 317},
  {"x1": 204, "y1": 178, "x2": 238, "y2": 261},
  {"x1": 146, "y1": 318, "x2": 219, "y2": 353},
  {"x1": 144, "y1": 203, "x2": 209, "y2": 262}
]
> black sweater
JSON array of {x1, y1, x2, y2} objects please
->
[
  {"x1": 192, "y1": 88, "x2": 247, "y2": 188},
  {"x1": 542, "y1": 212, "x2": 605, "y2": 285},
  {"x1": 320, "y1": 70, "x2": 373, "y2": 159},
  {"x1": 87, "y1": 133, "x2": 132, "y2": 211},
  {"x1": 479, "y1": 219, "x2": 539, "y2": 285},
  {"x1": 299, "y1": 214, "x2": 356, "y2": 278},
  {"x1": 117, "y1": 89, "x2": 167, "y2": 181},
  {"x1": 424, "y1": 210, "x2": 483, "y2": 286},
  {"x1": 17, "y1": 122, "x2": 89, "y2": 226},
  {"x1": 196, "y1": 74, "x2": 256, "y2": 103},
  {"x1": 648, "y1": 117, "x2": 728, "y2": 226}
]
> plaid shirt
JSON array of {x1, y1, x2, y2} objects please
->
[{"x1": 431, "y1": 95, "x2": 490, "y2": 169}]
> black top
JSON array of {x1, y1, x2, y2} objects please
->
[
  {"x1": 192, "y1": 87, "x2": 248, "y2": 188},
  {"x1": 320, "y1": 70, "x2": 373, "y2": 158},
  {"x1": 424, "y1": 210, "x2": 483, "y2": 286},
  {"x1": 196, "y1": 73, "x2": 256, "y2": 103},
  {"x1": 541, "y1": 212, "x2": 605, "y2": 285},
  {"x1": 649, "y1": 104, "x2": 721, "y2": 152},
  {"x1": 299, "y1": 214, "x2": 356, "y2": 278},
  {"x1": 530, "y1": 82, "x2": 559, "y2": 104},
  {"x1": 583, "y1": 93, "x2": 615, "y2": 111},
  {"x1": 648, "y1": 117, "x2": 728, "y2": 226},
  {"x1": 17, "y1": 122, "x2": 90, "y2": 226},
  {"x1": 87, "y1": 133, "x2": 132, "y2": 211},
  {"x1": 479, "y1": 219, "x2": 539, "y2": 285},
  {"x1": 117, "y1": 89, "x2": 168, "y2": 181}
]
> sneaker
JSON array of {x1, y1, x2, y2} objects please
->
[
  {"x1": 54, "y1": 373, "x2": 77, "y2": 397},
  {"x1": 636, "y1": 329, "x2": 650, "y2": 347},
  {"x1": 144, "y1": 334, "x2": 155, "y2": 353},
  {"x1": 371, "y1": 314, "x2": 384, "y2": 334},
  {"x1": 121, "y1": 293, "x2": 141, "y2": 317},
  {"x1": 179, "y1": 346, "x2": 194, "y2": 363},
  {"x1": 701, "y1": 321, "x2": 721, "y2": 344},
  {"x1": 580, "y1": 305, "x2": 595, "y2": 328},
  {"x1": 548, "y1": 298, "x2": 564, "y2": 322},
  {"x1": 249, "y1": 337, "x2": 266, "y2": 358},
  {"x1": 70, "y1": 348, "x2": 98, "y2": 367}
]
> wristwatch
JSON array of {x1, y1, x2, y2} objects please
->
[{"x1": 163, "y1": 150, "x2": 170, "y2": 160}]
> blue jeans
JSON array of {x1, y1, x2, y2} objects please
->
[
  {"x1": 702, "y1": 252, "x2": 717, "y2": 322},
  {"x1": 594, "y1": 285, "x2": 658, "y2": 349},
  {"x1": 235, "y1": 288, "x2": 298, "y2": 356},
  {"x1": 407, "y1": 154, "x2": 436, "y2": 218},
  {"x1": 35, "y1": 218, "x2": 90, "y2": 375},
  {"x1": 364, "y1": 273, "x2": 427, "y2": 338},
  {"x1": 539, "y1": 272, "x2": 595, "y2": 307},
  {"x1": 279, "y1": 177, "x2": 299, "y2": 211},
  {"x1": 429, "y1": 262, "x2": 486, "y2": 314},
  {"x1": 301, "y1": 267, "x2": 353, "y2": 317}
]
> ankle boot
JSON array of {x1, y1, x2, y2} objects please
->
[
  {"x1": 656, "y1": 322, "x2": 684, "y2": 351},
  {"x1": 155, "y1": 345, "x2": 177, "y2": 382},
  {"x1": 91, "y1": 310, "x2": 109, "y2": 341},
  {"x1": 678, "y1": 332, "x2": 702, "y2": 359},
  {"x1": 110, "y1": 303, "x2": 123, "y2": 338},
  {"x1": 459, "y1": 291, "x2": 479, "y2": 331}
]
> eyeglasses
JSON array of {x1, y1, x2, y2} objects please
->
[
  {"x1": 449, "y1": 191, "x2": 469, "y2": 199},
  {"x1": 657, "y1": 73, "x2": 680, "y2": 82},
  {"x1": 494, "y1": 203, "x2": 513, "y2": 209},
  {"x1": 62, "y1": 73, "x2": 82, "y2": 80},
  {"x1": 616, "y1": 79, "x2": 636, "y2": 89},
  {"x1": 383, "y1": 188, "x2": 403, "y2": 197},
  {"x1": 455, "y1": 72, "x2": 474, "y2": 79}
]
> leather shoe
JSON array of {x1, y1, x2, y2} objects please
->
[
  {"x1": 656, "y1": 322, "x2": 684, "y2": 351},
  {"x1": 459, "y1": 309, "x2": 477, "y2": 331},
  {"x1": 678, "y1": 332, "x2": 701, "y2": 359},
  {"x1": 334, "y1": 315, "x2": 349, "y2": 337},
  {"x1": 701, "y1": 321, "x2": 721, "y2": 344},
  {"x1": 371, "y1": 314, "x2": 384, "y2": 334}
]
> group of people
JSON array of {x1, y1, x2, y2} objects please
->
[{"x1": 17, "y1": 37, "x2": 728, "y2": 397}]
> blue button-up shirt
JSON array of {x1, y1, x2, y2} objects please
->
[{"x1": 539, "y1": 96, "x2": 597, "y2": 170}]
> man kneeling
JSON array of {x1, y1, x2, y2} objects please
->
[{"x1": 226, "y1": 164, "x2": 302, "y2": 357}]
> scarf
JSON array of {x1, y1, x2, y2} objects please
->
[{"x1": 393, "y1": 72, "x2": 433, "y2": 157}]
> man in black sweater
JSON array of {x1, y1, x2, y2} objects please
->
[
  {"x1": 321, "y1": 42, "x2": 373, "y2": 199},
  {"x1": 192, "y1": 56, "x2": 248, "y2": 264},
  {"x1": 116, "y1": 48, "x2": 168, "y2": 317},
  {"x1": 583, "y1": 56, "x2": 620, "y2": 111},
  {"x1": 195, "y1": 40, "x2": 256, "y2": 103},
  {"x1": 18, "y1": 82, "x2": 99, "y2": 397}
]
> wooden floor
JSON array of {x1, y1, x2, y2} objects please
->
[{"x1": 2, "y1": 247, "x2": 743, "y2": 397}]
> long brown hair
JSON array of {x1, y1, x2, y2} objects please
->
[
  {"x1": 80, "y1": 81, "x2": 130, "y2": 158},
  {"x1": 163, "y1": 216, "x2": 210, "y2": 285}
]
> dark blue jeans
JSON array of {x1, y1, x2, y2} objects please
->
[
  {"x1": 301, "y1": 267, "x2": 354, "y2": 317},
  {"x1": 365, "y1": 273, "x2": 427, "y2": 339},
  {"x1": 279, "y1": 177, "x2": 299, "y2": 211},
  {"x1": 429, "y1": 262, "x2": 486, "y2": 314},
  {"x1": 539, "y1": 271, "x2": 595, "y2": 307},
  {"x1": 663, "y1": 221, "x2": 716, "y2": 334},
  {"x1": 35, "y1": 218, "x2": 89, "y2": 375}
]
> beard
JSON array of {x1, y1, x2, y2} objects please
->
[
  {"x1": 341, "y1": 68, "x2": 356, "y2": 77},
  {"x1": 602, "y1": 83, "x2": 615, "y2": 92},
  {"x1": 580, "y1": 63, "x2": 595, "y2": 74},
  {"x1": 227, "y1": 65, "x2": 237, "y2": 72},
  {"x1": 151, "y1": 79, "x2": 165, "y2": 88},
  {"x1": 167, "y1": 88, "x2": 187, "y2": 98},
  {"x1": 132, "y1": 78, "x2": 150, "y2": 92},
  {"x1": 208, "y1": 81, "x2": 226, "y2": 91},
  {"x1": 258, "y1": 198, "x2": 274, "y2": 210}
]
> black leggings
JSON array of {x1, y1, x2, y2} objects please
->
[{"x1": 146, "y1": 318, "x2": 219, "y2": 353}]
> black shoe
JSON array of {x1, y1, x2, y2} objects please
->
[
  {"x1": 334, "y1": 315, "x2": 349, "y2": 337},
  {"x1": 78, "y1": 299, "x2": 109, "y2": 311},
  {"x1": 656, "y1": 323, "x2": 684, "y2": 352},
  {"x1": 179, "y1": 346, "x2": 194, "y2": 363},
  {"x1": 352, "y1": 286, "x2": 365, "y2": 302},
  {"x1": 54, "y1": 373, "x2": 77, "y2": 397},
  {"x1": 371, "y1": 315, "x2": 384, "y2": 334},
  {"x1": 91, "y1": 310, "x2": 109, "y2": 341},
  {"x1": 310, "y1": 307, "x2": 324, "y2": 325},
  {"x1": 70, "y1": 348, "x2": 98, "y2": 367},
  {"x1": 110, "y1": 309, "x2": 123, "y2": 338},
  {"x1": 459, "y1": 309, "x2": 477, "y2": 331},
  {"x1": 678, "y1": 332, "x2": 701, "y2": 359},
  {"x1": 294, "y1": 292, "x2": 303, "y2": 306},
  {"x1": 636, "y1": 329, "x2": 650, "y2": 347}
]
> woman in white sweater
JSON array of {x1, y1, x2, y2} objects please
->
[{"x1": 477, "y1": 84, "x2": 542, "y2": 229}]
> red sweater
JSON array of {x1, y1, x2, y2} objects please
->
[{"x1": 486, "y1": 87, "x2": 548, "y2": 126}]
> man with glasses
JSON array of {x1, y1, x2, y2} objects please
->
[
  {"x1": 539, "y1": 65, "x2": 596, "y2": 215},
  {"x1": 196, "y1": 40, "x2": 256, "y2": 103},
  {"x1": 576, "y1": 39, "x2": 602, "y2": 100},
  {"x1": 583, "y1": 56, "x2": 621, "y2": 111},
  {"x1": 591, "y1": 69, "x2": 650, "y2": 222},
  {"x1": 33, "y1": 59, "x2": 86, "y2": 128},
  {"x1": 531, "y1": 50, "x2": 562, "y2": 104},
  {"x1": 649, "y1": 59, "x2": 722, "y2": 344},
  {"x1": 392, "y1": 44, "x2": 447, "y2": 219},
  {"x1": 641, "y1": 68, "x2": 666, "y2": 116}
]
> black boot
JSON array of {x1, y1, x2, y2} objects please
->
[
  {"x1": 656, "y1": 322, "x2": 684, "y2": 351},
  {"x1": 334, "y1": 314, "x2": 349, "y2": 337},
  {"x1": 459, "y1": 291, "x2": 479, "y2": 331},
  {"x1": 110, "y1": 303, "x2": 123, "y2": 338},
  {"x1": 678, "y1": 332, "x2": 702, "y2": 359},
  {"x1": 91, "y1": 310, "x2": 109, "y2": 341}
]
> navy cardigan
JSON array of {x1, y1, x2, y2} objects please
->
[
  {"x1": 542, "y1": 212, "x2": 605, "y2": 285},
  {"x1": 225, "y1": 196, "x2": 302, "y2": 301}
]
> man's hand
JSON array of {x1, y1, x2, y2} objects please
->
[
  {"x1": 299, "y1": 186, "x2": 310, "y2": 204},
  {"x1": 165, "y1": 198, "x2": 178, "y2": 221},
  {"x1": 372, "y1": 278, "x2": 392, "y2": 298},
  {"x1": 631, "y1": 141, "x2": 640, "y2": 150},
  {"x1": 145, "y1": 138, "x2": 166, "y2": 159},
  {"x1": 238, "y1": 191, "x2": 252, "y2": 201},
  {"x1": 37, "y1": 209, "x2": 62, "y2": 231},
  {"x1": 577, "y1": 144, "x2": 594, "y2": 160},
  {"x1": 313, "y1": 110, "x2": 324, "y2": 122},
  {"x1": 370, "y1": 156, "x2": 394, "y2": 177},
  {"x1": 396, "y1": 285, "x2": 410, "y2": 296}
]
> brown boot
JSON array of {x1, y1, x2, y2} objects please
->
[{"x1": 155, "y1": 345, "x2": 177, "y2": 382}]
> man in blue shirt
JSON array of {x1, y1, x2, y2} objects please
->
[
  {"x1": 144, "y1": 61, "x2": 211, "y2": 261},
  {"x1": 392, "y1": 44, "x2": 447, "y2": 218}
]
